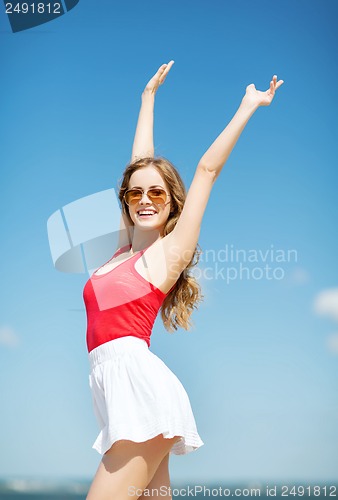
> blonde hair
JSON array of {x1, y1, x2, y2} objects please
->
[{"x1": 118, "y1": 157, "x2": 203, "y2": 332}]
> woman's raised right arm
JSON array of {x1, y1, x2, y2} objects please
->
[
  {"x1": 117, "y1": 61, "x2": 175, "y2": 250},
  {"x1": 131, "y1": 60, "x2": 174, "y2": 162}
]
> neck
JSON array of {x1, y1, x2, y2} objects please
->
[{"x1": 129, "y1": 230, "x2": 163, "y2": 254}]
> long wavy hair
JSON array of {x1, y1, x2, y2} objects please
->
[{"x1": 118, "y1": 157, "x2": 203, "y2": 332}]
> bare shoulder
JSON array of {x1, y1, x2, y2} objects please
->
[{"x1": 135, "y1": 233, "x2": 187, "y2": 294}]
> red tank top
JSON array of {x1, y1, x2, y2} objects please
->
[{"x1": 83, "y1": 244, "x2": 173, "y2": 353}]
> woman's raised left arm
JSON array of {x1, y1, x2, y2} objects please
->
[
  {"x1": 131, "y1": 60, "x2": 174, "y2": 163},
  {"x1": 197, "y1": 75, "x2": 284, "y2": 179},
  {"x1": 167, "y1": 75, "x2": 284, "y2": 268}
]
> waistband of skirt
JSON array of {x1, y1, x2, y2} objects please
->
[{"x1": 88, "y1": 336, "x2": 149, "y2": 368}]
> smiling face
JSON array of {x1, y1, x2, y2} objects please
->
[{"x1": 127, "y1": 165, "x2": 171, "y2": 235}]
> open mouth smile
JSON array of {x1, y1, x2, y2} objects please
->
[{"x1": 136, "y1": 209, "x2": 158, "y2": 218}]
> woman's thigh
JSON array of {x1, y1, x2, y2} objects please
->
[
  {"x1": 139, "y1": 453, "x2": 172, "y2": 499},
  {"x1": 86, "y1": 434, "x2": 180, "y2": 500}
]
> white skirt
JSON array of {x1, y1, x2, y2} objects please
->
[{"x1": 88, "y1": 336, "x2": 204, "y2": 456}]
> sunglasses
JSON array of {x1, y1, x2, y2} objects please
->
[{"x1": 124, "y1": 188, "x2": 170, "y2": 206}]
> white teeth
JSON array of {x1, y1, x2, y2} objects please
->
[{"x1": 138, "y1": 210, "x2": 156, "y2": 215}]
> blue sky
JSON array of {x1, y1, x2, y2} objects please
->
[{"x1": 0, "y1": 0, "x2": 337, "y2": 486}]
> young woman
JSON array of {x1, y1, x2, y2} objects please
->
[{"x1": 84, "y1": 62, "x2": 283, "y2": 499}]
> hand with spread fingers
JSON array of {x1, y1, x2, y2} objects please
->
[
  {"x1": 243, "y1": 75, "x2": 284, "y2": 108},
  {"x1": 144, "y1": 60, "x2": 175, "y2": 95}
]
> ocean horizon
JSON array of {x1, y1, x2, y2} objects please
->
[{"x1": 0, "y1": 478, "x2": 337, "y2": 499}]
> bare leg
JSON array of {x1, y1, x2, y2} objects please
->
[
  {"x1": 139, "y1": 453, "x2": 172, "y2": 499},
  {"x1": 86, "y1": 434, "x2": 180, "y2": 500}
]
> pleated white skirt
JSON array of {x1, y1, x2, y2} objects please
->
[{"x1": 88, "y1": 336, "x2": 204, "y2": 456}]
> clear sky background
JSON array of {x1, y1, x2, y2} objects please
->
[{"x1": 0, "y1": 0, "x2": 337, "y2": 486}]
